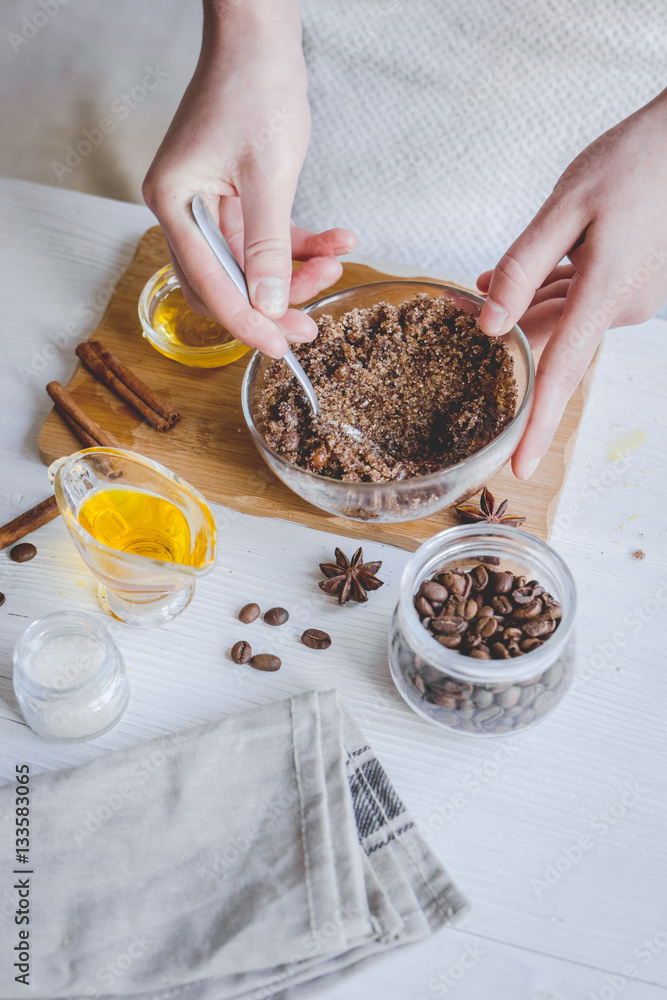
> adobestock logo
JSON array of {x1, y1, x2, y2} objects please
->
[
  {"x1": 7, "y1": 0, "x2": 73, "y2": 54},
  {"x1": 51, "y1": 66, "x2": 169, "y2": 183}
]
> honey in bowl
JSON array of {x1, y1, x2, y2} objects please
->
[
  {"x1": 139, "y1": 264, "x2": 251, "y2": 367},
  {"x1": 153, "y1": 286, "x2": 236, "y2": 349},
  {"x1": 78, "y1": 488, "x2": 206, "y2": 567}
]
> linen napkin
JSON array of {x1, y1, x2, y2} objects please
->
[{"x1": 0, "y1": 689, "x2": 467, "y2": 999}]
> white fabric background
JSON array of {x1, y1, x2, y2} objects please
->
[{"x1": 2, "y1": 0, "x2": 667, "y2": 293}]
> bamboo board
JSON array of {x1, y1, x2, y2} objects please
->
[{"x1": 38, "y1": 227, "x2": 595, "y2": 550}]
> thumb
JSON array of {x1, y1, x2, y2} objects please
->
[
  {"x1": 240, "y1": 174, "x2": 296, "y2": 320},
  {"x1": 479, "y1": 196, "x2": 587, "y2": 336}
]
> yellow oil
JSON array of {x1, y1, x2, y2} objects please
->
[
  {"x1": 78, "y1": 488, "x2": 198, "y2": 566},
  {"x1": 153, "y1": 287, "x2": 231, "y2": 348}
]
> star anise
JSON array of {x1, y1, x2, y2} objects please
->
[
  {"x1": 455, "y1": 487, "x2": 526, "y2": 527},
  {"x1": 318, "y1": 547, "x2": 384, "y2": 604}
]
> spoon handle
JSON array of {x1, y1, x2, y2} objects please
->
[{"x1": 190, "y1": 195, "x2": 320, "y2": 416}]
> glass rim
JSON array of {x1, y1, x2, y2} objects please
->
[
  {"x1": 242, "y1": 279, "x2": 535, "y2": 490},
  {"x1": 396, "y1": 524, "x2": 577, "y2": 683},
  {"x1": 13, "y1": 611, "x2": 122, "y2": 696}
]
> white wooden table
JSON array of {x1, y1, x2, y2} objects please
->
[{"x1": 1, "y1": 176, "x2": 666, "y2": 999}]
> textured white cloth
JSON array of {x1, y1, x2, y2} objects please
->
[
  {"x1": 0, "y1": 690, "x2": 466, "y2": 1000},
  {"x1": 296, "y1": 0, "x2": 667, "y2": 281}
]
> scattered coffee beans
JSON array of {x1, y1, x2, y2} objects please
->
[
  {"x1": 301, "y1": 628, "x2": 332, "y2": 650},
  {"x1": 250, "y1": 654, "x2": 282, "y2": 672},
  {"x1": 10, "y1": 543, "x2": 37, "y2": 563},
  {"x1": 239, "y1": 603, "x2": 261, "y2": 624},
  {"x1": 264, "y1": 607, "x2": 289, "y2": 627},
  {"x1": 0, "y1": 593, "x2": 5, "y2": 607},
  {"x1": 231, "y1": 640, "x2": 252, "y2": 664}
]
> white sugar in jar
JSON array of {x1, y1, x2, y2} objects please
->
[{"x1": 13, "y1": 612, "x2": 129, "y2": 741}]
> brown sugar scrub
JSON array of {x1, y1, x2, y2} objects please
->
[{"x1": 259, "y1": 293, "x2": 517, "y2": 483}]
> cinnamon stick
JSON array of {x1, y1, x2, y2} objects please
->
[
  {"x1": 0, "y1": 496, "x2": 60, "y2": 551},
  {"x1": 90, "y1": 341, "x2": 181, "y2": 427},
  {"x1": 46, "y1": 381, "x2": 119, "y2": 449},
  {"x1": 75, "y1": 341, "x2": 180, "y2": 432},
  {"x1": 0, "y1": 387, "x2": 119, "y2": 551}
]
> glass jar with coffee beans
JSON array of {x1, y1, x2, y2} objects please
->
[{"x1": 388, "y1": 525, "x2": 576, "y2": 737}]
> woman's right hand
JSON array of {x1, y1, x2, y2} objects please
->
[{"x1": 142, "y1": 1, "x2": 357, "y2": 358}]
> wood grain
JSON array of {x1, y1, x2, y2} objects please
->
[{"x1": 37, "y1": 226, "x2": 596, "y2": 548}]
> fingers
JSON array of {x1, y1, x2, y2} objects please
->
[
  {"x1": 478, "y1": 200, "x2": 587, "y2": 336},
  {"x1": 290, "y1": 225, "x2": 358, "y2": 260},
  {"x1": 518, "y1": 297, "x2": 566, "y2": 350},
  {"x1": 512, "y1": 269, "x2": 616, "y2": 479},
  {"x1": 239, "y1": 168, "x2": 298, "y2": 320},
  {"x1": 289, "y1": 256, "x2": 343, "y2": 304},
  {"x1": 154, "y1": 199, "x2": 290, "y2": 358}
]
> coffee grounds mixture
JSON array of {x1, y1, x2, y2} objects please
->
[{"x1": 258, "y1": 293, "x2": 517, "y2": 482}]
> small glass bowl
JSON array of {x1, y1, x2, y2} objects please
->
[
  {"x1": 242, "y1": 281, "x2": 534, "y2": 523},
  {"x1": 13, "y1": 611, "x2": 130, "y2": 741},
  {"x1": 138, "y1": 264, "x2": 251, "y2": 368},
  {"x1": 388, "y1": 525, "x2": 577, "y2": 737}
]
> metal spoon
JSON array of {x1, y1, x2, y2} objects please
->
[{"x1": 190, "y1": 195, "x2": 320, "y2": 416}]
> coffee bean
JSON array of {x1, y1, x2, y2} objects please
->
[
  {"x1": 514, "y1": 575, "x2": 526, "y2": 589},
  {"x1": 542, "y1": 662, "x2": 563, "y2": 689},
  {"x1": 479, "y1": 555, "x2": 501, "y2": 566},
  {"x1": 506, "y1": 705, "x2": 524, "y2": 718},
  {"x1": 231, "y1": 640, "x2": 252, "y2": 664},
  {"x1": 462, "y1": 598, "x2": 478, "y2": 620},
  {"x1": 475, "y1": 617, "x2": 498, "y2": 639},
  {"x1": 521, "y1": 637, "x2": 543, "y2": 652},
  {"x1": 492, "y1": 595, "x2": 513, "y2": 615},
  {"x1": 414, "y1": 596, "x2": 434, "y2": 618},
  {"x1": 0, "y1": 593, "x2": 5, "y2": 607},
  {"x1": 447, "y1": 571, "x2": 472, "y2": 599},
  {"x1": 301, "y1": 628, "x2": 331, "y2": 650},
  {"x1": 519, "y1": 707, "x2": 536, "y2": 725},
  {"x1": 491, "y1": 642, "x2": 510, "y2": 659},
  {"x1": 542, "y1": 596, "x2": 563, "y2": 619},
  {"x1": 472, "y1": 688, "x2": 494, "y2": 708},
  {"x1": 431, "y1": 615, "x2": 468, "y2": 635},
  {"x1": 436, "y1": 634, "x2": 461, "y2": 649},
  {"x1": 419, "y1": 580, "x2": 448, "y2": 603},
  {"x1": 264, "y1": 607, "x2": 289, "y2": 626},
  {"x1": 503, "y1": 627, "x2": 523, "y2": 642},
  {"x1": 433, "y1": 691, "x2": 457, "y2": 709},
  {"x1": 470, "y1": 565, "x2": 489, "y2": 591},
  {"x1": 491, "y1": 571, "x2": 513, "y2": 594},
  {"x1": 475, "y1": 705, "x2": 503, "y2": 724},
  {"x1": 507, "y1": 642, "x2": 524, "y2": 657},
  {"x1": 512, "y1": 586, "x2": 537, "y2": 605},
  {"x1": 495, "y1": 685, "x2": 521, "y2": 708},
  {"x1": 10, "y1": 543, "x2": 36, "y2": 563},
  {"x1": 512, "y1": 599, "x2": 542, "y2": 621},
  {"x1": 523, "y1": 613, "x2": 555, "y2": 637},
  {"x1": 519, "y1": 686, "x2": 538, "y2": 708},
  {"x1": 250, "y1": 654, "x2": 281, "y2": 672},
  {"x1": 239, "y1": 603, "x2": 260, "y2": 624},
  {"x1": 469, "y1": 648, "x2": 491, "y2": 659}
]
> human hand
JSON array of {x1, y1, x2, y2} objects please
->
[
  {"x1": 477, "y1": 88, "x2": 667, "y2": 479},
  {"x1": 143, "y1": 2, "x2": 357, "y2": 358}
]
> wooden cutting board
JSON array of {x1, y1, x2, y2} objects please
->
[{"x1": 38, "y1": 227, "x2": 595, "y2": 550}]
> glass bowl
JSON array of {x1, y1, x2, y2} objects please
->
[
  {"x1": 138, "y1": 264, "x2": 251, "y2": 368},
  {"x1": 241, "y1": 281, "x2": 534, "y2": 523},
  {"x1": 388, "y1": 524, "x2": 577, "y2": 737}
]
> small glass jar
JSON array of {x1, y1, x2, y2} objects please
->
[
  {"x1": 388, "y1": 525, "x2": 577, "y2": 737},
  {"x1": 139, "y1": 264, "x2": 250, "y2": 367},
  {"x1": 13, "y1": 612, "x2": 130, "y2": 741}
]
